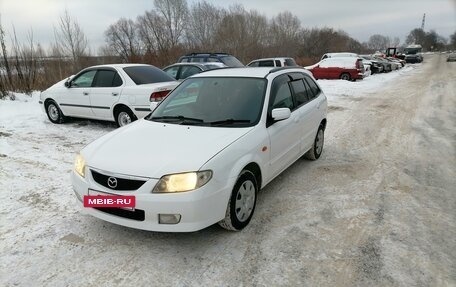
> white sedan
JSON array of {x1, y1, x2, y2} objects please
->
[
  {"x1": 72, "y1": 67, "x2": 328, "y2": 232},
  {"x1": 40, "y1": 64, "x2": 178, "y2": 127}
]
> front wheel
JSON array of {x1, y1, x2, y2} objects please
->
[
  {"x1": 219, "y1": 170, "x2": 258, "y2": 231},
  {"x1": 45, "y1": 101, "x2": 65, "y2": 124},
  {"x1": 305, "y1": 125, "x2": 325, "y2": 160}
]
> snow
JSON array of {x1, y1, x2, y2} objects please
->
[{"x1": 0, "y1": 64, "x2": 424, "y2": 285}]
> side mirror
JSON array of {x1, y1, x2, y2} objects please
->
[
  {"x1": 150, "y1": 101, "x2": 159, "y2": 111},
  {"x1": 271, "y1": 108, "x2": 291, "y2": 122},
  {"x1": 64, "y1": 80, "x2": 70, "y2": 88}
]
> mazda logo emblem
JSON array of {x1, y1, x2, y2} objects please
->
[{"x1": 107, "y1": 177, "x2": 118, "y2": 188}]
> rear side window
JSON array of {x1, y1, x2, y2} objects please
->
[
  {"x1": 285, "y1": 58, "x2": 297, "y2": 66},
  {"x1": 220, "y1": 56, "x2": 244, "y2": 67},
  {"x1": 303, "y1": 77, "x2": 321, "y2": 99},
  {"x1": 123, "y1": 66, "x2": 175, "y2": 85},
  {"x1": 93, "y1": 70, "x2": 123, "y2": 87},
  {"x1": 275, "y1": 60, "x2": 282, "y2": 67}
]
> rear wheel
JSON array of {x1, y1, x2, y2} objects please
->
[
  {"x1": 45, "y1": 101, "x2": 65, "y2": 124},
  {"x1": 115, "y1": 107, "x2": 136, "y2": 127},
  {"x1": 339, "y1": 73, "x2": 351, "y2": 81},
  {"x1": 219, "y1": 170, "x2": 258, "y2": 231},
  {"x1": 305, "y1": 125, "x2": 325, "y2": 160}
]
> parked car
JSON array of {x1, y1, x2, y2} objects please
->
[
  {"x1": 321, "y1": 52, "x2": 358, "y2": 60},
  {"x1": 40, "y1": 64, "x2": 178, "y2": 127},
  {"x1": 405, "y1": 54, "x2": 423, "y2": 63},
  {"x1": 163, "y1": 62, "x2": 227, "y2": 81},
  {"x1": 384, "y1": 57, "x2": 402, "y2": 70},
  {"x1": 72, "y1": 67, "x2": 328, "y2": 232},
  {"x1": 361, "y1": 59, "x2": 372, "y2": 77},
  {"x1": 306, "y1": 57, "x2": 365, "y2": 81},
  {"x1": 372, "y1": 56, "x2": 393, "y2": 72},
  {"x1": 359, "y1": 55, "x2": 384, "y2": 74},
  {"x1": 247, "y1": 57, "x2": 298, "y2": 67},
  {"x1": 178, "y1": 52, "x2": 244, "y2": 67},
  {"x1": 387, "y1": 57, "x2": 405, "y2": 67},
  {"x1": 447, "y1": 53, "x2": 456, "y2": 62}
]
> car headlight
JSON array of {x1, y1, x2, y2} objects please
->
[
  {"x1": 74, "y1": 154, "x2": 86, "y2": 178},
  {"x1": 153, "y1": 170, "x2": 212, "y2": 193}
]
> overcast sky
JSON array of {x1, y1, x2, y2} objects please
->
[{"x1": 1, "y1": 0, "x2": 455, "y2": 52}]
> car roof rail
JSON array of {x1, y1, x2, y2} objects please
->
[
  {"x1": 184, "y1": 52, "x2": 229, "y2": 56},
  {"x1": 267, "y1": 66, "x2": 306, "y2": 75}
]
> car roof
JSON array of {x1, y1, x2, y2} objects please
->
[
  {"x1": 249, "y1": 57, "x2": 292, "y2": 62},
  {"x1": 86, "y1": 63, "x2": 153, "y2": 69},
  {"x1": 191, "y1": 67, "x2": 310, "y2": 78}
]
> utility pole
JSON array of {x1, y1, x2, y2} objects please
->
[{"x1": 421, "y1": 13, "x2": 426, "y2": 30}]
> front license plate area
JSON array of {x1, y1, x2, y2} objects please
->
[{"x1": 87, "y1": 189, "x2": 135, "y2": 211}]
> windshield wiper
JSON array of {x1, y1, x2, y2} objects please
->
[
  {"x1": 209, "y1": 119, "x2": 251, "y2": 126},
  {"x1": 150, "y1": 115, "x2": 206, "y2": 125}
]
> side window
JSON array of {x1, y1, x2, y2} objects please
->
[
  {"x1": 93, "y1": 70, "x2": 122, "y2": 87},
  {"x1": 72, "y1": 70, "x2": 96, "y2": 88},
  {"x1": 259, "y1": 60, "x2": 274, "y2": 67},
  {"x1": 190, "y1": 57, "x2": 205, "y2": 63},
  {"x1": 275, "y1": 60, "x2": 282, "y2": 67},
  {"x1": 164, "y1": 66, "x2": 180, "y2": 79},
  {"x1": 180, "y1": 66, "x2": 202, "y2": 79},
  {"x1": 303, "y1": 77, "x2": 321, "y2": 100},
  {"x1": 290, "y1": 80, "x2": 309, "y2": 106},
  {"x1": 270, "y1": 75, "x2": 294, "y2": 111},
  {"x1": 206, "y1": 57, "x2": 220, "y2": 62},
  {"x1": 248, "y1": 61, "x2": 260, "y2": 67}
]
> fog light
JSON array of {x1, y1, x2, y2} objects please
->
[{"x1": 158, "y1": 214, "x2": 181, "y2": 224}]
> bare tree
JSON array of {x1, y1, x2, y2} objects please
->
[
  {"x1": 268, "y1": 11, "x2": 301, "y2": 56},
  {"x1": 54, "y1": 10, "x2": 88, "y2": 69},
  {"x1": 186, "y1": 1, "x2": 223, "y2": 50},
  {"x1": 0, "y1": 15, "x2": 13, "y2": 97},
  {"x1": 367, "y1": 34, "x2": 391, "y2": 51},
  {"x1": 154, "y1": 0, "x2": 188, "y2": 48},
  {"x1": 105, "y1": 18, "x2": 141, "y2": 62}
]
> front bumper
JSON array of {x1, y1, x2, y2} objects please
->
[{"x1": 71, "y1": 169, "x2": 231, "y2": 232}]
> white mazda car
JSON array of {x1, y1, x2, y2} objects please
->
[
  {"x1": 72, "y1": 67, "x2": 327, "y2": 232},
  {"x1": 40, "y1": 64, "x2": 178, "y2": 127}
]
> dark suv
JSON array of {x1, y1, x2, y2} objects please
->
[{"x1": 178, "y1": 53, "x2": 244, "y2": 67}]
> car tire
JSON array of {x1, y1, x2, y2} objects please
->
[
  {"x1": 339, "y1": 73, "x2": 351, "y2": 81},
  {"x1": 219, "y1": 170, "x2": 258, "y2": 231},
  {"x1": 45, "y1": 100, "x2": 65, "y2": 124},
  {"x1": 115, "y1": 107, "x2": 137, "y2": 127},
  {"x1": 305, "y1": 125, "x2": 325, "y2": 160}
]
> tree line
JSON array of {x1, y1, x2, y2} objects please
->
[{"x1": 1, "y1": 0, "x2": 455, "y2": 98}]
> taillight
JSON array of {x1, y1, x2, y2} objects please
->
[{"x1": 150, "y1": 90, "x2": 170, "y2": 102}]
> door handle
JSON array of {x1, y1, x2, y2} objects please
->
[
  {"x1": 83, "y1": 92, "x2": 89, "y2": 96},
  {"x1": 112, "y1": 92, "x2": 119, "y2": 96}
]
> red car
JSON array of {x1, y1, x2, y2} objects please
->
[{"x1": 307, "y1": 57, "x2": 365, "y2": 81}]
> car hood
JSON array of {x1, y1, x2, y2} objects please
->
[{"x1": 82, "y1": 119, "x2": 253, "y2": 178}]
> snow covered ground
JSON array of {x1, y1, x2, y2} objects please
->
[{"x1": 1, "y1": 58, "x2": 454, "y2": 286}]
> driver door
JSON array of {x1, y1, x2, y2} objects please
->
[{"x1": 60, "y1": 70, "x2": 95, "y2": 117}]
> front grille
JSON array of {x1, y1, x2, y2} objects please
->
[
  {"x1": 95, "y1": 207, "x2": 145, "y2": 221},
  {"x1": 91, "y1": 170, "x2": 146, "y2": 191}
]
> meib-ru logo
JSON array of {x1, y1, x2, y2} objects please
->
[{"x1": 83, "y1": 195, "x2": 135, "y2": 209}]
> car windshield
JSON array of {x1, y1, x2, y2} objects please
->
[
  {"x1": 148, "y1": 77, "x2": 266, "y2": 127},
  {"x1": 123, "y1": 65, "x2": 175, "y2": 85},
  {"x1": 221, "y1": 56, "x2": 245, "y2": 67}
]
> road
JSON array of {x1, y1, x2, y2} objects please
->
[{"x1": 1, "y1": 54, "x2": 455, "y2": 286}]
